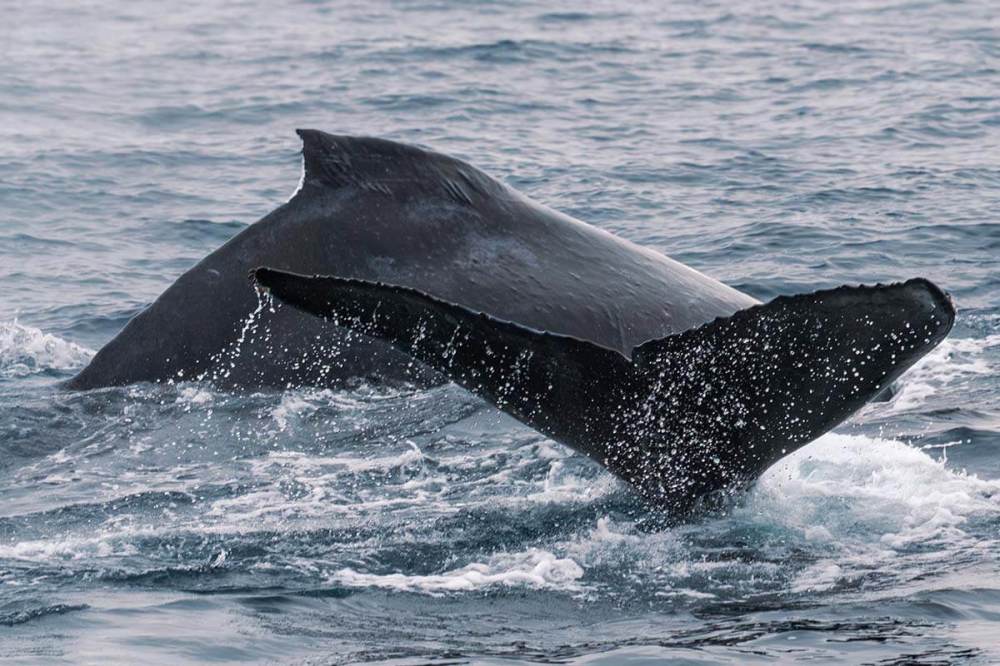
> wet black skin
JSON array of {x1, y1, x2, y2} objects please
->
[
  {"x1": 253, "y1": 269, "x2": 955, "y2": 513},
  {"x1": 69, "y1": 130, "x2": 757, "y2": 390}
]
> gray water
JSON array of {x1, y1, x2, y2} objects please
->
[{"x1": 2, "y1": 1, "x2": 1000, "y2": 663}]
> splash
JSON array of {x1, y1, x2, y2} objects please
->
[
  {"x1": 886, "y1": 333, "x2": 999, "y2": 413},
  {"x1": 0, "y1": 320, "x2": 93, "y2": 379},
  {"x1": 748, "y1": 433, "x2": 1000, "y2": 594},
  {"x1": 194, "y1": 287, "x2": 270, "y2": 384},
  {"x1": 755, "y1": 433, "x2": 1000, "y2": 544}
]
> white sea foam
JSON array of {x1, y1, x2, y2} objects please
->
[
  {"x1": 262, "y1": 443, "x2": 426, "y2": 474},
  {"x1": 0, "y1": 320, "x2": 92, "y2": 378},
  {"x1": 756, "y1": 433, "x2": 1000, "y2": 540},
  {"x1": 8, "y1": 418, "x2": 994, "y2": 605},
  {"x1": 886, "y1": 333, "x2": 999, "y2": 413},
  {"x1": 523, "y1": 458, "x2": 618, "y2": 504},
  {"x1": 204, "y1": 443, "x2": 438, "y2": 523},
  {"x1": 0, "y1": 533, "x2": 138, "y2": 562},
  {"x1": 332, "y1": 548, "x2": 584, "y2": 594},
  {"x1": 270, "y1": 393, "x2": 317, "y2": 431},
  {"x1": 266, "y1": 385, "x2": 420, "y2": 432},
  {"x1": 538, "y1": 433, "x2": 1000, "y2": 598},
  {"x1": 176, "y1": 386, "x2": 214, "y2": 408},
  {"x1": 203, "y1": 431, "x2": 1000, "y2": 598},
  {"x1": 755, "y1": 433, "x2": 1000, "y2": 592}
]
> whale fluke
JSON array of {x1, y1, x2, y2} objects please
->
[{"x1": 252, "y1": 267, "x2": 955, "y2": 512}]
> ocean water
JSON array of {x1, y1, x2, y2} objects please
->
[{"x1": 2, "y1": 0, "x2": 999, "y2": 663}]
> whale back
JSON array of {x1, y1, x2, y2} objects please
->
[{"x1": 70, "y1": 130, "x2": 758, "y2": 390}]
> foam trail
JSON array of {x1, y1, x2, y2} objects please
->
[{"x1": 332, "y1": 549, "x2": 584, "y2": 594}]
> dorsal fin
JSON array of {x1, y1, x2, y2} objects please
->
[{"x1": 295, "y1": 129, "x2": 504, "y2": 204}]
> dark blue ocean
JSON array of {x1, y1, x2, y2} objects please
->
[{"x1": 2, "y1": 1, "x2": 999, "y2": 663}]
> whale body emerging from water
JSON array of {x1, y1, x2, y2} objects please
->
[
  {"x1": 71, "y1": 129, "x2": 764, "y2": 390},
  {"x1": 71, "y1": 129, "x2": 954, "y2": 510}
]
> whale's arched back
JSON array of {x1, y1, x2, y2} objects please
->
[{"x1": 69, "y1": 131, "x2": 757, "y2": 390}]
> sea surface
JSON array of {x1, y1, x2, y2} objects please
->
[{"x1": 2, "y1": 1, "x2": 1000, "y2": 663}]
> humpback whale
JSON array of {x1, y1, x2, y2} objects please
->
[
  {"x1": 253, "y1": 269, "x2": 954, "y2": 511},
  {"x1": 67, "y1": 128, "x2": 955, "y2": 510},
  {"x1": 70, "y1": 129, "x2": 761, "y2": 390}
]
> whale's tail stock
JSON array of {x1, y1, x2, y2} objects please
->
[{"x1": 252, "y1": 267, "x2": 955, "y2": 514}]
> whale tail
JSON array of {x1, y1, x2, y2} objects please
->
[
  {"x1": 624, "y1": 277, "x2": 954, "y2": 509},
  {"x1": 252, "y1": 267, "x2": 955, "y2": 512}
]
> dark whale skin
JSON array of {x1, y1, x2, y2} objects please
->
[{"x1": 69, "y1": 130, "x2": 757, "y2": 390}]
